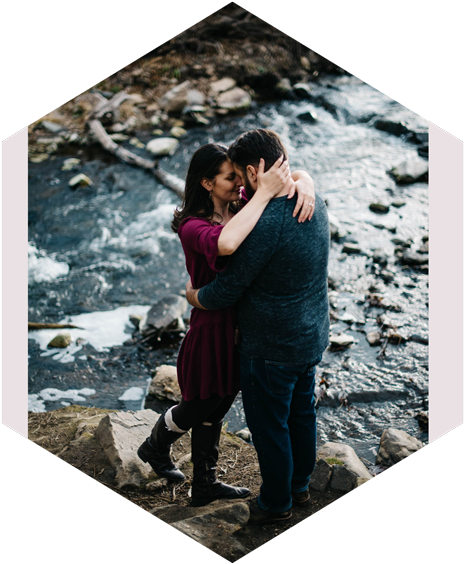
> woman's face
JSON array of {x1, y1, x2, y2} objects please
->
[{"x1": 208, "y1": 160, "x2": 243, "y2": 205}]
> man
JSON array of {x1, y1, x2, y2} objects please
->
[{"x1": 187, "y1": 129, "x2": 330, "y2": 524}]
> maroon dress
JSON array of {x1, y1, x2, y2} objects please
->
[{"x1": 176, "y1": 217, "x2": 241, "y2": 401}]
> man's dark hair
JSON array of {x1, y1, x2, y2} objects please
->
[{"x1": 227, "y1": 129, "x2": 288, "y2": 172}]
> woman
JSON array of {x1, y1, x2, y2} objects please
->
[{"x1": 138, "y1": 143, "x2": 315, "y2": 507}]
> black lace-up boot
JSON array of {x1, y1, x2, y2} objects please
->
[
  {"x1": 191, "y1": 421, "x2": 250, "y2": 507},
  {"x1": 137, "y1": 411, "x2": 186, "y2": 482}
]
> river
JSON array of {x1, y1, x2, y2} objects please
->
[{"x1": 28, "y1": 74, "x2": 429, "y2": 467}]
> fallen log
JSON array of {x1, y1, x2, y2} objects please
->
[
  {"x1": 28, "y1": 322, "x2": 83, "y2": 331},
  {"x1": 86, "y1": 93, "x2": 184, "y2": 198}
]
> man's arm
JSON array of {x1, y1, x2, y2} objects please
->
[{"x1": 190, "y1": 213, "x2": 281, "y2": 310}]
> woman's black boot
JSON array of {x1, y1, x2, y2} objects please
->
[
  {"x1": 137, "y1": 410, "x2": 186, "y2": 482},
  {"x1": 191, "y1": 421, "x2": 250, "y2": 507}
]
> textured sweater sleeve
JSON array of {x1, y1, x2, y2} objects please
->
[{"x1": 198, "y1": 211, "x2": 280, "y2": 310}]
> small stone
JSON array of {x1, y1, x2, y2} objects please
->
[
  {"x1": 416, "y1": 411, "x2": 429, "y2": 431},
  {"x1": 373, "y1": 248, "x2": 389, "y2": 266},
  {"x1": 309, "y1": 459, "x2": 332, "y2": 492},
  {"x1": 209, "y1": 77, "x2": 236, "y2": 97},
  {"x1": 342, "y1": 243, "x2": 362, "y2": 254},
  {"x1": 300, "y1": 56, "x2": 311, "y2": 71},
  {"x1": 148, "y1": 365, "x2": 181, "y2": 402},
  {"x1": 61, "y1": 158, "x2": 80, "y2": 171},
  {"x1": 379, "y1": 270, "x2": 395, "y2": 284},
  {"x1": 293, "y1": 82, "x2": 312, "y2": 99},
  {"x1": 274, "y1": 78, "x2": 293, "y2": 98},
  {"x1": 366, "y1": 331, "x2": 381, "y2": 346},
  {"x1": 48, "y1": 332, "x2": 72, "y2": 348},
  {"x1": 146, "y1": 137, "x2": 179, "y2": 157},
  {"x1": 330, "y1": 334, "x2": 355, "y2": 348},
  {"x1": 391, "y1": 201, "x2": 406, "y2": 208},
  {"x1": 389, "y1": 160, "x2": 429, "y2": 185},
  {"x1": 217, "y1": 87, "x2": 251, "y2": 112},
  {"x1": 376, "y1": 428, "x2": 423, "y2": 467},
  {"x1": 369, "y1": 202, "x2": 390, "y2": 214},
  {"x1": 69, "y1": 173, "x2": 92, "y2": 188},
  {"x1": 29, "y1": 154, "x2": 49, "y2": 163},
  {"x1": 400, "y1": 251, "x2": 428, "y2": 266},
  {"x1": 109, "y1": 133, "x2": 129, "y2": 143},
  {"x1": 170, "y1": 126, "x2": 187, "y2": 138},
  {"x1": 235, "y1": 428, "x2": 251, "y2": 442},
  {"x1": 386, "y1": 329, "x2": 407, "y2": 344},
  {"x1": 297, "y1": 110, "x2": 318, "y2": 123},
  {"x1": 40, "y1": 120, "x2": 64, "y2": 133},
  {"x1": 152, "y1": 129, "x2": 164, "y2": 136},
  {"x1": 129, "y1": 315, "x2": 143, "y2": 328}
]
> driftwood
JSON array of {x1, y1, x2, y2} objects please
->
[
  {"x1": 28, "y1": 322, "x2": 82, "y2": 331},
  {"x1": 86, "y1": 93, "x2": 184, "y2": 198}
]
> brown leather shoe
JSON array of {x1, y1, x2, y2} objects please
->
[
  {"x1": 292, "y1": 488, "x2": 311, "y2": 507},
  {"x1": 248, "y1": 499, "x2": 292, "y2": 525}
]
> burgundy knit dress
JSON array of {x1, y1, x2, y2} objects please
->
[{"x1": 176, "y1": 217, "x2": 241, "y2": 401}]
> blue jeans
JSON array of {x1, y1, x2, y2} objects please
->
[{"x1": 240, "y1": 353, "x2": 320, "y2": 513}]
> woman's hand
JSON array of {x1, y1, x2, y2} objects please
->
[
  {"x1": 186, "y1": 278, "x2": 193, "y2": 293},
  {"x1": 288, "y1": 170, "x2": 316, "y2": 223},
  {"x1": 256, "y1": 155, "x2": 291, "y2": 200}
]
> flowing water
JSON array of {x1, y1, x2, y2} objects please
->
[{"x1": 28, "y1": 75, "x2": 429, "y2": 465}]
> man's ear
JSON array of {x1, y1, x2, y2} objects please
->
[{"x1": 246, "y1": 164, "x2": 258, "y2": 182}]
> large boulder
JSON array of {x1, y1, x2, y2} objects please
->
[
  {"x1": 376, "y1": 428, "x2": 423, "y2": 467},
  {"x1": 95, "y1": 409, "x2": 160, "y2": 487},
  {"x1": 389, "y1": 160, "x2": 428, "y2": 185},
  {"x1": 139, "y1": 294, "x2": 188, "y2": 335},
  {"x1": 158, "y1": 81, "x2": 205, "y2": 115},
  {"x1": 311, "y1": 445, "x2": 372, "y2": 493},
  {"x1": 216, "y1": 87, "x2": 251, "y2": 112}
]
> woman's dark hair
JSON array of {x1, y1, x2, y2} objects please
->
[
  {"x1": 172, "y1": 143, "x2": 236, "y2": 233},
  {"x1": 227, "y1": 129, "x2": 288, "y2": 173}
]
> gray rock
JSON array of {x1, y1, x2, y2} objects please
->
[
  {"x1": 366, "y1": 331, "x2": 381, "y2": 346},
  {"x1": 169, "y1": 126, "x2": 187, "y2": 138},
  {"x1": 146, "y1": 137, "x2": 179, "y2": 157},
  {"x1": 109, "y1": 133, "x2": 129, "y2": 143},
  {"x1": 317, "y1": 442, "x2": 372, "y2": 480},
  {"x1": 297, "y1": 110, "x2": 318, "y2": 123},
  {"x1": 330, "y1": 464, "x2": 357, "y2": 492},
  {"x1": 217, "y1": 87, "x2": 251, "y2": 111},
  {"x1": 330, "y1": 334, "x2": 355, "y2": 347},
  {"x1": 235, "y1": 428, "x2": 251, "y2": 442},
  {"x1": 29, "y1": 154, "x2": 49, "y2": 163},
  {"x1": 376, "y1": 428, "x2": 423, "y2": 467},
  {"x1": 391, "y1": 201, "x2": 406, "y2": 208},
  {"x1": 148, "y1": 365, "x2": 181, "y2": 403},
  {"x1": 342, "y1": 243, "x2": 362, "y2": 254},
  {"x1": 139, "y1": 294, "x2": 188, "y2": 335},
  {"x1": 172, "y1": 503, "x2": 249, "y2": 556},
  {"x1": 293, "y1": 82, "x2": 312, "y2": 99},
  {"x1": 373, "y1": 248, "x2": 389, "y2": 266},
  {"x1": 158, "y1": 81, "x2": 198, "y2": 114},
  {"x1": 399, "y1": 251, "x2": 429, "y2": 266},
  {"x1": 327, "y1": 212, "x2": 341, "y2": 239},
  {"x1": 274, "y1": 78, "x2": 293, "y2": 98},
  {"x1": 309, "y1": 458, "x2": 332, "y2": 492},
  {"x1": 95, "y1": 409, "x2": 160, "y2": 487},
  {"x1": 41, "y1": 120, "x2": 64, "y2": 133},
  {"x1": 416, "y1": 411, "x2": 429, "y2": 431},
  {"x1": 209, "y1": 77, "x2": 236, "y2": 97},
  {"x1": 379, "y1": 270, "x2": 395, "y2": 284},
  {"x1": 389, "y1": 160, "x2": 429, "y2": 185}
]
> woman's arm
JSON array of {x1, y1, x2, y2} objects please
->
[
  {"x1": 217, "y1": 156, "x2": 289, "y2": 256},
  {"x1": 288, "y1": 170, "x2": 316, "y2": 223}
]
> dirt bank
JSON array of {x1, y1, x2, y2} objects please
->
[{"x1": 29, "y1": 406, "x2": 344, "y2": 561}]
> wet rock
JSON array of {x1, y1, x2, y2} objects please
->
[
  {"x1": 391, "y1": 237, "x2": 411, "y2": 248},
  {"x1": 418, "y1": 241, "x2": 429, "y2": 254},
  {"x1": 366, "y1": 331, "x2": 381, "y2": 346},
  {"x1": 293, "y1": 82, "x2": 312, "y2": 99},
  {"x1": 139, "y1": 295, "x2": 188, "y2": 335},
  {"x1": 379, "y1": 270, "x2": 395, "y2": 284},
  {"x1": 61, "y1": 158, "x2": 80, "y2": 171},
  {"x1": 418, "y1": 143, "x2": 429, "y2": 158},
  {"x1": 329, "y1": 334, "x2": 355, "y2": 348},
  {"x1": 337, "y1": 312, "x2": 358, "y2": 324},
  {"x1": 95, "y1": 409, "x2": 160, "y2": 487},
  {"x1": 29, "y1": 154, "x2": 49, "y2": 163},
  {"x1": 129, "y1": 314, "x2": 143, "y2": 328},
  {"x1": 415, "y1": 411, "x2": 429, "y2": 431},
  {"x1": 376, "y1": 428, "x2": 423, "y2": 467},
  {"x1": 342, "y1": 243, "x2": 362, "y2": 254},
  {"x1": 148, "y1": 365, "x2": 181, "y2": 403},
  {"x1": 409, "y1": 333, "x2": 429, "y2": 345},
  {"x1": 372, "y1": 248, "x2": 389, "y2": 266},
  {"x1": 48, "y1": 332, "x2": 72, "y2": 348},
  {"x1": 69, "y1": 173, "x2": 93, "y2": 188},
  {"x1": 146, "y1": 137, "x2": 179, "y2": 157},
  {"x1": 369, "y1": 202, "x2": 390, "y2": 214},
  {"x1": 297, "y1": 110, "x2": 318, "y2": 123},
  {"x1": 109, "y1": 133, "x2": 129, "y2": 143},
  {"x1": 389, "y1": 160, "x2": 428, "y2": 185},
  {"x1": 327, "y1": 212, "x2": 342, "y2": 239},
  {"x1": 399, "y1": 251, "x2": 429, "y2": 266},
  {"x1": 330, "y1": 464, "x2": 358, "y2": 492},
  {"x1": 216, "y1": 87, "x2": 251, "y2": 111},
  {"x1": 391, "y1": 201, "x2": 406, "y2": 208},
  {"x1": 386, "y1": 329, "x2": 407, "y2": 344},
  {"x1": 181, "y1": 104, "x2": 209, "y2": 125},
  {"x1": 275, "y1": 78, "x2": 294, "y2": 98},
  {"x1": 300, "y1": 56, "x2": 311, "y2": 71}
]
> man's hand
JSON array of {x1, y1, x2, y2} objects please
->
[{"x1": 186, "y1": 280, "x2": 207, "y2": 310}]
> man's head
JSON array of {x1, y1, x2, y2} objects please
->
[{"x1": 227, "y1": 129, "x2": 288, "y2": 199}]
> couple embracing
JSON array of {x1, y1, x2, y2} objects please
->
[{"x1": 138, "y1": 129, "x2": 330, "y2": 525}]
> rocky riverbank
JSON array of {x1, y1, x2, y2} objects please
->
[
  {"x1": 28, "y1": 4, "x2": 344, "y2": 164},
  {"x1": 28, "y1": 402, "x2": 424, "y2": 561}
]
